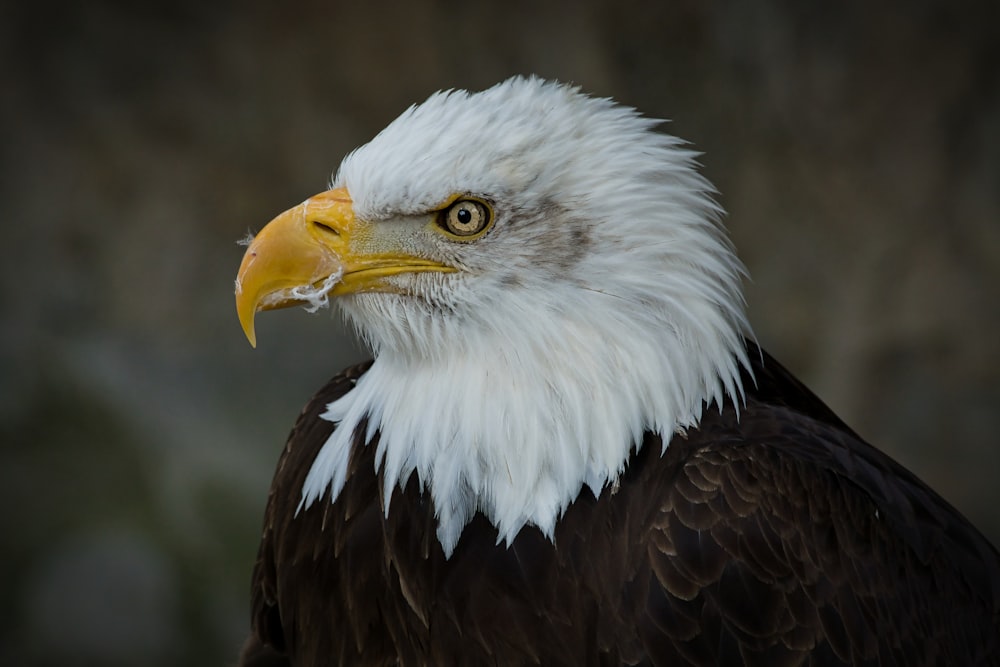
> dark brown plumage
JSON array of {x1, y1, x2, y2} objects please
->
[{"x1": 240, "y1": 342, "x2": 1000, "y2": 666}]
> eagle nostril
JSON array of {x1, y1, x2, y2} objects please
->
[{"x1": 312, "y1": 220, "x2": 340, "y2": 237}]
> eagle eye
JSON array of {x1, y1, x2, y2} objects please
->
[{"x1": 438, "y1": 199, "x2": 492, "y2": 238}]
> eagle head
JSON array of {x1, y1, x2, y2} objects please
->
[{"x1": 235, "y1": 76, "x2": 752, "y2": 555}]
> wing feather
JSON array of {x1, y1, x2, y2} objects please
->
[{"x1": 638, "y1": 347, "x2": 1000, "y2": 665}]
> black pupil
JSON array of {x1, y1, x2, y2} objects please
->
[{"x1": 456, "y1": 207, "x2": 473, "y2": 225}]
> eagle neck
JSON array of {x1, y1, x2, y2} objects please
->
[{"x1": 298, "y1": 307, "x2": 749, "y2": 557}]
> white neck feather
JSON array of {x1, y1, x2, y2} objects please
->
[{"x1": 300, "y1": 290, "x2": 749, "y2": 556}]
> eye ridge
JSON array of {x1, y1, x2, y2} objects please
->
[{"x1": 440, "y1": 199, "x2": 492, "y2": 237}]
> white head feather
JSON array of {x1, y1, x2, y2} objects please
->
[{"x1": 299, "y1": 77, "x2": 753, "y2": 556}]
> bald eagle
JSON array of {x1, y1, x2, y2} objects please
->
[{"x1": 234, "y1": 77, "x2": 1000, "y2": 666}]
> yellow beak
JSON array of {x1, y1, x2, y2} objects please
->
[{"x1": 235, "y1": 187, "x2": 454, "y2": 347}]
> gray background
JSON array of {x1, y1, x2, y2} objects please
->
[{"x1": 2, "y1": 1, "x2": 997, "y2": 665}]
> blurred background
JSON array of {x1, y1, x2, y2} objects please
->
[{"x1": 1, "y1": 0, "x2": 997, "y2": 664}]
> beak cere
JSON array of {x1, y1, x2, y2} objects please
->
[{"x1": 235, "y1": 187, "x2": 458, "y2": 348}]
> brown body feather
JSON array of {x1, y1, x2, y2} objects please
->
[{"x1": 240, "y1": 344, "x2": 1000, "y2": 666}]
